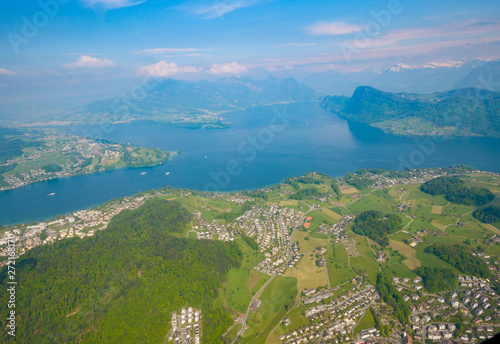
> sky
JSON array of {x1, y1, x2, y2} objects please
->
[{"x1": 1, "y1": 0, "x2": 500, "y2": 102}]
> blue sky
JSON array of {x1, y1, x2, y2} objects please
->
[{"x1": 1, "y1": 0, "x2": 500, "y2": 101}]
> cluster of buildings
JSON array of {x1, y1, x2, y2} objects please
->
[
  {"x1": 281, "y1": 285, "x2": 379, "y2": 344},
  {"x1": 191, "y1": 212, "x2": 235, "y2": 241},
  {"x1": 0, "y1": 133, "x2": 150, "y2": 191},
  {"x1": 167, "y1": 308, "x2": 202, "y2": 344},
  {"x1": 318, "y1": 215, "x2": 354, "y2": 240},
  {"x1": 234, "y1": 205, "x2": 301, "y2": 275},
  {"x1": 0, "y1": 195, "x2": 153, "y2": 260},
  {"x1": 393, "y1": 273, "x2": 500, "y2": 343}
]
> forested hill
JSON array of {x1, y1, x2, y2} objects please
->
[
  {"x1": 320, "y1": 86, "x2": 500, "y2": 137},
  {"x1": 0, "y1": 199, "x2": 242, "y2": 343}
]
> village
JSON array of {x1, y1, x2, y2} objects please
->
[
  {"x1": 167, "y1": 307, "x2": 202, "y2": 344},
  {"x1": 0, "y1": 130, "x2": 169, "y2": 190},
  {"x1": 0, "y1": 194, "x2": 153, "y2": 260}
]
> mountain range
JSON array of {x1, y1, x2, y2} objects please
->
[
  {"x1": 30, "y1": 76, "x2": 321, "y2": 128},
  {"x1": 321, "y1": 86, "x2": 500, "y2": 137},
  {"x1": 302, "y1": 60, "x2": 500, "y2": 96}
]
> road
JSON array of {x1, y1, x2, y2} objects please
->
[
  {"x1": 232, "y1": 208, "x2": 308, "y2": 343},
  {"x1": 232, "y1": 274, "x2": 276, "y2": 343}
]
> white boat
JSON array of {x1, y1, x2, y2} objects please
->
[
  {"x1": 165, "y1": 172, "x2": 170, "y2": 175},
  {"x1": 140, "y1": 172, "x2": 147, "y2": 175},
  {"x1": 48, "y1": 193, "x2": 55, "y2": 196}
]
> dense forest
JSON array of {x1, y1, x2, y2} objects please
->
[
  {"x1": 473, "y1": 206, "x2": 500, "y2": 224},
  {"x1": 284, "y1": 174, "x2": 342, "y2": 199},
  {"x1": 421, "y1": 176, "x2": 495, "y2": 206},
  {"x1": 0, "y1": 199, "x2": 242, "y2": 343},
  {"x1": 414, "y1": 267, "x2": 457, "y2": 292},
  {"x1": 321, "y1": 86, "x2": 500, "y2": 137},
  {"x1": 425, "y1": 244, "x2": 492, "y2": 278},
  {"x1": 42, "y1": 163, "x2": 63, "y2": 173},
  {"x1": 351, "y1": 210, "x2": 402, "y2": 246},
  {"x1": 376, "y1": 273, "x2": 411, "y2": 325},
  {"x1": 289, "y1": 187, "x2": 324, "y2": 200}
]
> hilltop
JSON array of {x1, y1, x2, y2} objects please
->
[{"x1": 321, "y1": 86, "x2": 500, "y2": 137}]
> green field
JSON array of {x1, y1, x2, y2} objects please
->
[
  {"x1": 355, "y1": 308, "x2": 376, "y2": 332},
  {"x1": 348, "y1": 234, "x2": 380, "y2": 284},
  {"x1": 215, "y1": 237, "x2": 266, "y2": 316},
  {"x1": 268, "y1": 306, "x2": 311, "y2": 343},
  {"x1": 324, "y1": 243, "x2": 357, "y2": 287},
  {"x1": 242, "y1": 276, "x2": 298, "y2": 343}
]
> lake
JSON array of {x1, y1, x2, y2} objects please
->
[{"x1": 1, "y1": 102, "x2": 500, "y2": 225}]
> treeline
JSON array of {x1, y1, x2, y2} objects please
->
[
  {"x1": 376, "y1": 273, "x2": 411, "y2": 325},
  {"x1": 421, "y1": 176, "x2": 495, "y2": 206},
  {"x1": 425, "y1": 244, "x2": 492, "y2": 278},
  {"x1": 42, "y1": 163, "x2": 63, "y2": 172},
  {"x1": 0, "y1": 199, "x2": 241, "y2": 343},
  {"x1": 473, "y1": 206, "x2": 500, "y2": 224},
  {"x1": 345, "y1": 172, "x2": 372, "y2": 190},
  {"x1": 241, "y1": 189, "x2": 268, "y2": 200},
  {"x1": 351, "y1": 210, "x2": 402, "y2": 247},
  {"x1": 215, "y1": 202, "x2": 254, "y2": 222},
  {"x1": 285, "y1": 174, "x2": 342, "y2": 199},
  {"x1": 414, "y1": 267, "x2": 457, "y2": 292},
  {"x1": 240, "y1": 233, "x2": 259, "y2": 251},
  {"x1": 290, "y1": 187, "x2": 323, "y2": 200}
]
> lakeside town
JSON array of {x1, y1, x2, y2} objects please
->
[{"x1": 0, "y1": 128, "x2": 171, "y2": 191}]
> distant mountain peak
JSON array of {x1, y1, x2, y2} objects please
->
[
  {"x1": 422, "y1": 59, "x2": 466, "y2": 69},
  {"x1": 389, "y1": 63, "x2": 418, "y2": 72}
]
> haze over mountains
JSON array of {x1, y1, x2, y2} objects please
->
[
  {"x1": 302, "y1": 59, "x2": 500, "y2": 95},
  {"x1": 1, "y1": 76, "x2": 320, "y2": 127},
  {"x1": 1, "y1": 59, "x2": 499, "y2": 129}
]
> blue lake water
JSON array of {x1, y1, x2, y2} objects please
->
[{"x1": 1, "y1": 102, "x2": 500, "y2": 225}]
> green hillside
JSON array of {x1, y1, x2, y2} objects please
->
[{"x1": 321, "y1": 86, "x2": 500, "y2": 137}]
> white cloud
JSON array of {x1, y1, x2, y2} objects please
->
[
  {"x1": 422, "y1": 59, "x2": 466, "y2": 68},
  {"x1": 274, "y1": 43, "x2": 317, "y2": 48},
  {"x1": 306, "y1": 21, "x2": 363, "y2": 35},
  {"x1": 134, "y1": 48, "x2": 201, "y2": 55},
  {"x1": 0, "y1": 68, "x2": 15, "y2": 75},
  {"x1": 81, "y1": 0, "x2": 146, "y2": 9},
  {"x1": 188, "y1": 0, "x2": 266, "y2": 19},
  {"x1": 64, "y1": 55, "x2": 117, "y2": 69},
  {"x1": 208, "y1": 62, "x2": 247, "y2": 74},
  {"x1": 137, "y1": 61, "x2": 202, "y2": 77},
  {"x1": 265, "y1": 65, "x2": 293, "y2": 72}
]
